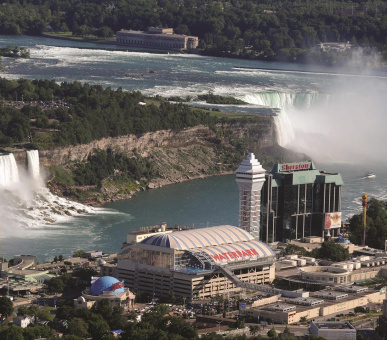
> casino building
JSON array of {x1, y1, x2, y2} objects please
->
[
  {"x1": 117, "y1": 225, "x2": 276, "y2": 300},
  {"x1": 260, "y1": 161, "x2": 344, "y2": 243}
]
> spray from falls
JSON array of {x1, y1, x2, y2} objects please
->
[
  {"x1": 0, "y1": 151, "x2": 94, "y2": 237},
  {"x1": 242, "y1": 92, "x2": 324, "y2": 147}
]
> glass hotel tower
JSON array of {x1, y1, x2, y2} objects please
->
[{"x1": 260, "y1": 161, "x2": 343, "y2": 243}]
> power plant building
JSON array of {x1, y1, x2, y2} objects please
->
[
  {"x1": 260, "y1": 161, "x2": 344, "y2": 243},
  {"x1": 116, "y1": 27, "x2": 199, "y2": 51}
]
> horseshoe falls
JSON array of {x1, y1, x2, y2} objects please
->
[{"x1": 242, "y1": 92, "x2": 328, "y2": 147}]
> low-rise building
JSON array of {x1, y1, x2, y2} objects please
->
[
  {"x1": 13, "y1": 315, "x2": 34, "y2": 328},
  {"x1": 309, "y1": 321, "x2": 356, "y2": 340}
]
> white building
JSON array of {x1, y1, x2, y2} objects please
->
[
  {"x1": 236, "y1": 153, "x2": 266, "y2": 239},
  {"x1": 13, "y1": 315, "x2": 33, "y2": 328},
  {"x1": 309, "y1": 321, "x2": 356, "y2": 340}
]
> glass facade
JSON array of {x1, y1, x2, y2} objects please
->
[{"x1": 261, "y1": 162, "x2": 343, "y2": 243}]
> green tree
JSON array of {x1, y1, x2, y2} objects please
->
[
  {"x1": 46, "y1": 277, "x2": 65, "y2": 293},
  {"x1": 348, "y1": 198, "x2": 387, "y2": 249},
  {"x1": 354, "y1": 306, "x2": 366, "y2": 313},
  {"x1": 283, "y1": 325, "x2": 291, "y2": 333},
  {"x1": 285, "y1": 244, "x2": 310, "y2": 256},
  {"x1": 0, "y1": 296, "x2": 14, "y2": 317},
  {"x1": 249, "y1": 325, "x2": 261, "y2": 336},
  {"x1": 0, "y1": 324, "x2": 24, "y2": 340},
  {"x1": 267, "y1": 327, "x2": 277, "y2": 337},
  {"x1": 68, "y1": 318, "x2": 89, "y2": 338},
  {"x1": 314, "y1": 241, "x2": 349, "y2": 262}
]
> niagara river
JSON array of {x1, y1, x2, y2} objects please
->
[{"x1": 1, "y1": 35, "x2": 387, "y2": 262}]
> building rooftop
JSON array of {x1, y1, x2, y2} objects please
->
[{"x1": 312, "y1": 321, "x2": 355, "y2": 330}]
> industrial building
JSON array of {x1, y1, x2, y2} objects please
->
[
  {"x1": 116, "y1": 27, "x2": 199, "y2": 51},
  {"x1": 260, "y1": 161, "x2": 343, "y2": 243}
]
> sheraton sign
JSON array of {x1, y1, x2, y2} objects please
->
[
  {"x1": 281, "y1": 163, "x2": 311, "y2": 171},
  {"x1": 210, "y1": 248, "x2": 259, "y2": 262}
]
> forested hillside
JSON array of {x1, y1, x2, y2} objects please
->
[
  {"x1": 0, "y1": 0, "x2": 387, "y2": 63},
  {"x1": 0, "y1": 78, "x2": 218, "y2": 148}
]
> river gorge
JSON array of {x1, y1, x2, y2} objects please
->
[{"x1": 1, "y1": 35, "x2": 387, "y2": 261}]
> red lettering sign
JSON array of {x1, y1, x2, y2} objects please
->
[
  {"x1": 281, "y1": 163, "x2": 310, "y2": 172},
  {"x1": 251, "y1": 248, "x2": 258, "y2": 255},
  {"x1": 111, "y1": 281, "x2": 124, "y2": 291}
]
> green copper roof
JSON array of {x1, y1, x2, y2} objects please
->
[{"x1": 268, "y1": 162, "x2": 344, "y2": 187}]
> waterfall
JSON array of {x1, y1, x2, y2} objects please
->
[
  {"x1": 242, "y1": 92, "x2": 325, "y2": 147},
  {"x1": 0, "y1": 150, "x2": 95, "y2": 235},
  {"x1": 0, "y1": 153, "x2": 20, "y2": 186},
  {"x1": 27, "y1": 150, "x2": 40, "y2": 179}
]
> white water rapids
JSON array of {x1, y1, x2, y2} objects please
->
[{"x1": 0, "y1": 151, "x2": 95, "y2": 237}]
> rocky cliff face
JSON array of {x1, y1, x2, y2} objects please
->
[
  {"x1": 13, "y1": 118, "x2": 276, "y2": 203},
  {"x1": 38, "y1": 120, "x2": 275, "y2": 167}
]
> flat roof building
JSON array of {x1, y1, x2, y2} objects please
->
[
  {"x1": 116, "y1": 27, "x2": 199, "y2": 51},
  {"x1": 261, "y1": 161, "x2": 343, "y2": 243},
  {"x1": 309, "y1": 321, "x2": 356, "y2": 340}
]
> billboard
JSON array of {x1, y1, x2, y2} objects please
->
[{"x1": 324, "y1": 212, "x2": 342, "y2": 229}]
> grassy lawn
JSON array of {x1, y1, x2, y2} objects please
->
[{"x1": 43, "y1": 32, "x2": 116, "y2": 43}]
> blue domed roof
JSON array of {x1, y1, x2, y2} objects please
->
[{"x1": 91, "y1": 276, "x2": 124, "y2": 296}]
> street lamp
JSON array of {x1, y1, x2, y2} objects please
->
[{"x1": 217, "y1": 319, "x2": 223, "y2": 334}]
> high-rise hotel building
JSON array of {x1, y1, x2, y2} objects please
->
[
  {"x1": 260, "y1": 161, "x2": 343, "y2": 243},
  {"x1": 235, "y1": 153, "x2": 266, "y2": 239}
]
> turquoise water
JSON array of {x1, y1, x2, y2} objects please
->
[{"x1": 0, "y1": 36, "x2": 386, "y2": 261}]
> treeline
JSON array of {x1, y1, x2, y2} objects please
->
[
  {"x1": 198, "y1": 93, "x2": 247, "y2": 105},
  {"x1": 0, "y1": 78, "x2": 217, "y2": 148},
  {"x1": 1, "y1": 0, "x2": 387, "y2": 63},
  {"x1": 348, "y1": 197, "x2": 387, "y2": 249}
]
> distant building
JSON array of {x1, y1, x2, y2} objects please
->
[
  {"x1": 13, "y1": 315, "x2": 33, "y2": 328},
  {"x1": 116, "y1": 27, "x2": 199, "y2": 51},
  {"x1": 261, "y1": 161, "x2": 343, "y2": 243},
  {"x1": 84, "y1": 250, "x2": 103, "y2": 258},
  {"x1": 309, "y1": 321, "x2": 356, "y2": 340}
]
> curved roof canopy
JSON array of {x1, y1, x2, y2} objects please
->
[
  {"x1": 196, "y1": 239, "x2": 275, "y2": 265},
  {"x1": 141, "y1": 225, "x2": 255, "y2": 250}
]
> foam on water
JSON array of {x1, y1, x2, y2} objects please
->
[{"x1": 0, "y1": 151, "x2": 127, "y2": 240}]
